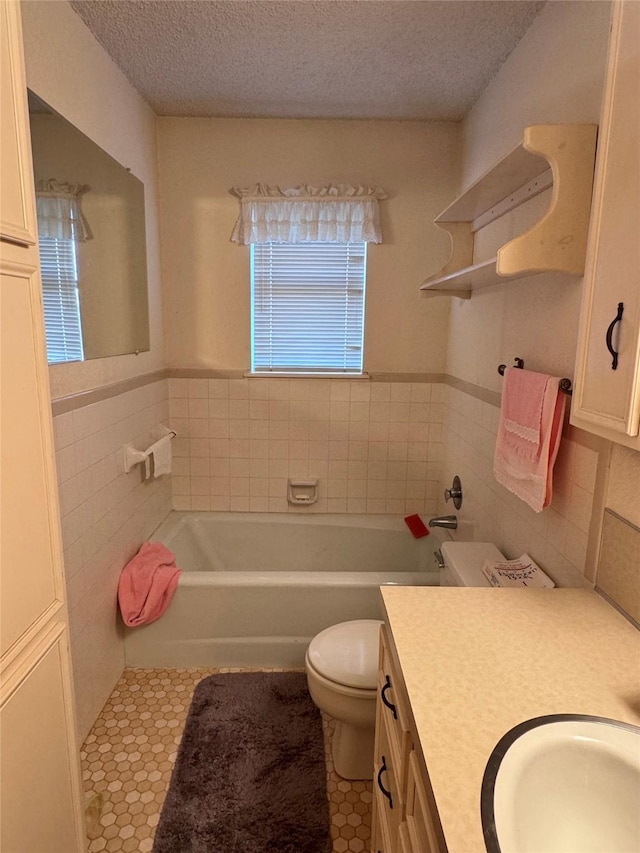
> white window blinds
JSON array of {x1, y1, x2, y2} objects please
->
[
  {"x1": 38, "y1": 236, "x2": 84, "y2": 364},
  {"x1": 251, "y1": 241, "x2": 366, "y2": 373}
]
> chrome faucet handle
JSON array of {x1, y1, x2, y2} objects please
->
[{"x1": 443, "y1": 475, "x2": 463, "y2": 509}]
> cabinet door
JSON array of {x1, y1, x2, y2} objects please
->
[
  {"x1": 373, "y1": 699, "x2": 402, "y2": 853},
  {"x1": 405, "y1": 752, "x2": 441, "y2": 853},
  {"x1": 0, "y1": 0, "x2": 37, "y2": 245},
  {"x1": 0, "y1": 3, "x2": 85, "y2": 849},
  {"x1": 1, "y1": 255, "x2": 63, "y2": 655},
  {"x1": 571, "y1": 0, "x2": 640, "y2": 446},
  {"x1": 1, "y1": 627, "x2": 83, "y2": 853}
]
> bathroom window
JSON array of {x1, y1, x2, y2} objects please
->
[
  {"x1": 251, "y1": 241, "x2": 367, "y2": 374},
  {"x1": 38, "y1": 236, "x2": 84, "y2": 364}
]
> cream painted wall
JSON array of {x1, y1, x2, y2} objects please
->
[
  {"x1": 158, "y1": 118, "x2": 459, "y2": 374},
  {"x1": 21, "y1": 0, "x2": 164, "y2": 399},
  {"x1": 460, "y1": 0, "x2": 612, "y2": 190},
  {"x1": 446, "y1": 0, "x2": 611, "y2": 393},
  {"x1": 441, "y1": 0, "x2": 640, "y2": 586}
]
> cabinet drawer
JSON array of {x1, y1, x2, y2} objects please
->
[{"x1": 405, "y1": 751, "x2": 442, "y2": 853}]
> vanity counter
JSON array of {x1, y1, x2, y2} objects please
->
[{"x1": 380, "y1": 587, "x2": 640, "y2": 853}]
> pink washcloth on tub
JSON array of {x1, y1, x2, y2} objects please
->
[
  {"x1": 118, "y1": 542, "x2": 181, "y2": 627},
  {"x1": 493, "y1": 368, "x2": 566, "y2": 512}
]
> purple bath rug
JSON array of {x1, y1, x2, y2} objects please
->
[{"x1": 152, "y1": 671, "x2": 332, "y2": 853}]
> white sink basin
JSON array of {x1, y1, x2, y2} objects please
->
[{"x1": 482, "y1": 715, "x2": 640, "y2": 853}]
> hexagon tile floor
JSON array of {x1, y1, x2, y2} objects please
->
[{"x1": 81, "y1": 668, "x2": 372, "y2": 852}]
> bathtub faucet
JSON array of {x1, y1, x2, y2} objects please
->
[{"x1": 428, "y1": 515, "x2": 458, "y2": 530}]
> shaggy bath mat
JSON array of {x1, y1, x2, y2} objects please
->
[{"x1": 153, "y1": 672, "x2": 332, "y2": 853}]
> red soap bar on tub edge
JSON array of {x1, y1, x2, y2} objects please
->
[{"x1": 404, "y1": 514, "x2": 429, "y2": 538}]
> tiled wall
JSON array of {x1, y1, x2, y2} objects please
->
[
  {"x1": 440, "y1": 386, "x2": 601, "y2": 588},
  {"x1": 53, "y1": 379, "x2": 172, "y2": 740},
  {"x1": 168, "y1": 377, "x2": 443, "y2": 516},
  {"x1": 596, "y1": 510, "x2": 640, "y2": 625},
  {"x1": 53, "y1": 372, "x2": 622, "y2": 739}
]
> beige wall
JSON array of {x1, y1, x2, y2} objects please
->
[
  {"x1": 158, "y1": 118, "x2": 460, "y2": 374},
  {"x1": 21, "y1": 1, "x2": 172, "y2": 740},
  {"x1": 53, "y1": 380, "x2": 172, "y2": 740},
  {"x1": 446, "y1": 0, "x2": 612, "y2": 393},
  {"x1": 460, "y1": 0, "x2": 612, "y2": 190},
  {"x1": 438, "y1": 0, "x2": 625, "y2": 585},
  {"x1": 21, "y1": 0, "x2": 164, "y2": 399}
]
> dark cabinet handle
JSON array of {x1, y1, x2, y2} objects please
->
[
  {"x1": 606, "y1": 302, "x2": 624, "y2": 370},
  {"x1": 381, "y1": 675, "x2": 397, "y2": 720},
  {"x1": 377, "y1": 755, "x2": 393, "y2": 809}
]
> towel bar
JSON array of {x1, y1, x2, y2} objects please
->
[
  {"x1": 497, "y1": 359, "x2": 572, "y2": 395},
  {"x1": 123, "y1": 428, "x2": 177, "y2": 473}
]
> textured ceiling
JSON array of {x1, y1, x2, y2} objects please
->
[{"x1": 70, "y1": 0, "x2": 545, "y2": 121}]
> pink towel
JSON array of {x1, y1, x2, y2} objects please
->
[
  {"x1": 493, "y1": 368, "x2": 566, "y2": 512},
  {"x1": 117, "y1": 542, "x2": 181, "y2": 627}
]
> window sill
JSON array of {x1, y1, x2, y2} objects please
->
[{"x1": 245, "y1": 371, "x2": 370, "y2": 380}]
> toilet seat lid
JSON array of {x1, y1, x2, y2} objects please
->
[{"x1": 307, "y1": 620, "x2": 382, "y2": 689}]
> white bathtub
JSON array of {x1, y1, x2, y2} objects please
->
[{"x1": 123, "y1": 512, "x2": 450, "y2": 668}]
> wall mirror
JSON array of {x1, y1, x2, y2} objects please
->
[{"x1": 27, "y1": 91, "x2": 150, "y2": 364}]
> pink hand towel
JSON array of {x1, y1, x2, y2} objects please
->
[
  {"x1": 494, "y1": 368, "x2": 566, "y2": 512},
  {"x1": 117, "y1": 542, "x2": 181, "y2": 628}
]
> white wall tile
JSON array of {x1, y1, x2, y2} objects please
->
[
  {"x1": 188, "y1": 378, "x2": 208, "y2": 398},
  {"x1": 53, "y1": 380, "x2": 172, "y2": 739},
  {"x1": 229, "y1": 378, "x2": 250, "y2": 399},
  {"x1": 168, "y1": 378, "x2": 447, "y2": 517},
  {"x1": 440, "y1": 386, "x2": 599, "y2": 584},
  {"x1": 350, "y1": 382, "x2": 371, "y2": 402},
  {"x1": 370, "y1": 383, "x2": 391, "y2": 402},
  {"x1": 207, "y1": 379, "x2": 228, "y2": 398}
]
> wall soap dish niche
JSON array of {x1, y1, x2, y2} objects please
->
[{"x1": 287, "y1": 480, "x2": 319, "y2": 506}]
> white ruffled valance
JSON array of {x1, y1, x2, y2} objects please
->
[
  {"x1": 230, "y1": 183, "x2": 387, "y2": 245},
  {"x1": 35, "y1": 179, "x2": 92, "y2": 242}
]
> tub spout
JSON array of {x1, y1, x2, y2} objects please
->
[{"x1": 428, "y1": 515, "x2": 458, "y2": 530}]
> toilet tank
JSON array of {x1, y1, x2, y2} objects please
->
[{"x1": 440, "y1": 541, "x2": 505, "y2": 587}]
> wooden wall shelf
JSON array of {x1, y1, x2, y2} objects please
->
[{"x1": 420, "y1": 124, "x2": 597, "y2": 298}]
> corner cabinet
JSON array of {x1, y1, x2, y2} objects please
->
[
  {"x1": 372, "y1": 625, "x2": 445, "y2": 853},
  {"x1": 0, "y1": 2, "x2": 86, "y2": 850},
  {"x1": 420, "y1": 124, "x2": 597, "y2": 299},
  {"x1": 570, "y1": 0, "x2": 640, "y2": 448}
]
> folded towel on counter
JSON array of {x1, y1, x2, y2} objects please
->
[
  {"x1": 118, "y1": 542, "x2": 181, "y2": 627},
  {"x1": 494, "y1": 367, "x2": 566, "y2": 512},
  {"x1": 482, "y1": 553, "x2": 555, "y2": 588}
]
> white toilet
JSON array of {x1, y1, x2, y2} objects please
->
[
  {"x1": 305, "y1": 542, "x2": 506, "y2": 780},
  {"x1": 305, "y1": 619, "x2": 382, "y2": 780},
  {"x1": 438, "y1": 540, "x2": 505, "y2": 586}
]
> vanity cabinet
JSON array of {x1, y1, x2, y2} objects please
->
[
  {"x1": 372, "y1": 625, "x2": 444, "y2": 853},
  {"x1": 0, "y1": 2, "x2": 85, "y2": 849},
  {"x1": 419, "y1": 123, "x2": 597, "y2": 299},
  {"x1": 570, "y1": 0, "x2": 640, "y2": 449}
]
